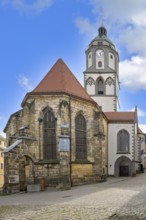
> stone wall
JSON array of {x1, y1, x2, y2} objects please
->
[{"x1": 4, "y1": 93, "x2": 108, "y2": 191}]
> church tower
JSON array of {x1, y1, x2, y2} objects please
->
[{"x1": 84, "y1": 25, "x2": 119, "y2": 112}]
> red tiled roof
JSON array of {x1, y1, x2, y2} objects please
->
[
  {"x1": 31, "y1": 59, "x2": 94, "y2": 103},
  {"x1": 104, "y1": 112, "x2": 135, "y2": 122}
]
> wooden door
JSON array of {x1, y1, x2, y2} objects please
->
[{"x1": 119, "y1": 166, "x2": 129, "y2": 176}]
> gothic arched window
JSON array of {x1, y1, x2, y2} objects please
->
[
  {"x1": 117, "y1": 130, "x2": 130, "y2": 153},
  {"x1": 43, "y1": 109, "x2": 56, "y2": 159},
  {"x1": 97, "y1": 78, "x2": 104, "y2": 95},
  {"x1": 75, "y1": 114, "x2": 87, "y2": 160}
]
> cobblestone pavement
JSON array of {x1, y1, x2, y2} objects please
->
[{"x1": 1, "y1": 173, "x2": 146, "y2": 219}]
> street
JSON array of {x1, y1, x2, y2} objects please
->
[{"x1": 0, "y1": 173, "x2": 146, "y2": 219}]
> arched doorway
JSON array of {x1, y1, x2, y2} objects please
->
[
  {"x1": 114, "y1": 156, "x2": 133, "y2": 177},
  {"x1": 119, "y1": 160, "x2": 129, "y2": 176},
  {"x1": 19, "y1": 155, "x2": 34, "y2": 191}
]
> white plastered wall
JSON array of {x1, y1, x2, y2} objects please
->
[
  {"x1": 106, "y1": 80, "x2": 114, "y2": 95},
  {"x1": 85, "y1": 73, "x2": 116, "y2": 111},
  {"x1": 93, "y1": 96, "x2": 115, "y2": 112},
  {"x1": 95, "y1": 56, "x2": 104, "y2": 69},
  {"x1": 86, "y1": 73, "x2": 115, "y2": 94},
  {"x1": 88, "y1": 52, "x2": 92, "y2": 68},
  {"x1": 138, "y1": 133, "x2": 145, "y2": 168},
  {"x1": 86, "y1": 84, "x2": 95, "y2": 95}
]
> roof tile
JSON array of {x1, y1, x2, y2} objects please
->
[
  {"x1": 105, "y1": 112, "x2": 135, "y2": 122},
  {"x1": 32, "y1": 59, "x2": 94, "y2": 103}
]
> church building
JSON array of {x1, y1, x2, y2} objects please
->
[
  {"x1": 3, "y1": 25, "x2": 145, "y2": 192},
  {"x1": 3, "y1": 58, "x2": 108, "y2": 192},
  {"x1": 84, "y1": 25, "x2": 145, "y2": 177}
]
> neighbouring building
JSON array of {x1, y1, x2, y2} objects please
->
[
  {"x1": 0, "y1": 135, "x2": 5, "y2": 188},
  {"x1": 3, "y1": 25, "x2": 145, "y2": 192},
  {"x1": 137, "y1": 128, "x2": 145, "y2": 172},
  {"x1": 105, "y1": 111, "x2": 144, "y2": 176}
]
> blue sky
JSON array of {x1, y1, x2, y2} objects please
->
[{"x1": 0, "y1": 0, "x2": 146, "y2": 136}]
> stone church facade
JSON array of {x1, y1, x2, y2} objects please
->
[
  {"x1": 3, "y1": 25, "x2": 145, "y2": 192},
  {"x1": 4, "y1": 59, "x2": 108, "y2": 192}
]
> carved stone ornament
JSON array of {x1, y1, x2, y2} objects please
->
[
  {"x1": 94, "y1": 111, "x2": 101, "y2": 119},
  {"x1": 59, "y1": 100, "x2": 70, "y2": 135},
  {"x1": 25, "y1": 99, "x2": 35, "y2": 111},
  {"x1": 86, "y1": 77, "x2": 95, "y2": 86},
  {"x1": 105, "y1": 77, "x2": 114, "y2": 86}
]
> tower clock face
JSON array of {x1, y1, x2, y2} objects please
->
[{"x1": 96, "y1": 49, "x2": 104, "y2": 57}]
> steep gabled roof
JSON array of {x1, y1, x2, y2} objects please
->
[
  {"x1": 29, "y1": 58, "x2": 95, "y2": 103},
  {"x1": 105, "y1": 112, "x2": 135, "y2": 123}
]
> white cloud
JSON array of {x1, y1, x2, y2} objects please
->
[
  {"x1": 89, "y1": 0, "x2": 146, "y2": 26},
  {"x1": 137, "y1": 109, "x2": 146, "y2": 118},
  {"x1": 75, "y1": 17, "x2": 97, "y2": 38},
  {"x1": 119, "y1": 56, "x2": 146, "y2": 90},
  {"x1": 139, "y1": 124, "x2": 146, "y2": 134},
  {"x1": 17, "y1": 75, "x2": 33, "y2": 91},
  {"x1": 119, "y1": 27, "x2": 146, "y2": 56},
  {"x1": 138, "y1": 109, "x2": 146, "y2": 117},
  {"x1": 1, "y1": 0, "x2": 53, "y2": 14},
  {"x1": 129, "y1": 107, "x2": 146, "y2": 117}
]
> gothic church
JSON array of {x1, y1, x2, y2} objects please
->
[{"x1": 3, "y1": 26, "x2": 145, "y2": 192}]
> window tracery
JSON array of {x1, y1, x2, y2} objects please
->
[
  {"x1": 117, "y1": 130, "x2": 130, "y2": 153},
  {"x1": 86, "y1": 77, "x2": 95, "y2": 86},
  {"x1": 43, "y1": 108, "x2": 56, "y2": 159},
  {"x1": 75, "y1": 114, "x2": 87, "y2": 160}
]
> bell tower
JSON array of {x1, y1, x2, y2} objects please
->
[{"x1": 84, "y1": 25, "x2": 119, "y2": 112}]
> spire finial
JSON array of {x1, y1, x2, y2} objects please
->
[
  {"x1": 101, "y1": 17, "x2": 105, "y2": 27},
  {"x1": 98, "y1": 21, "x2": 107, "y2": 37}
]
